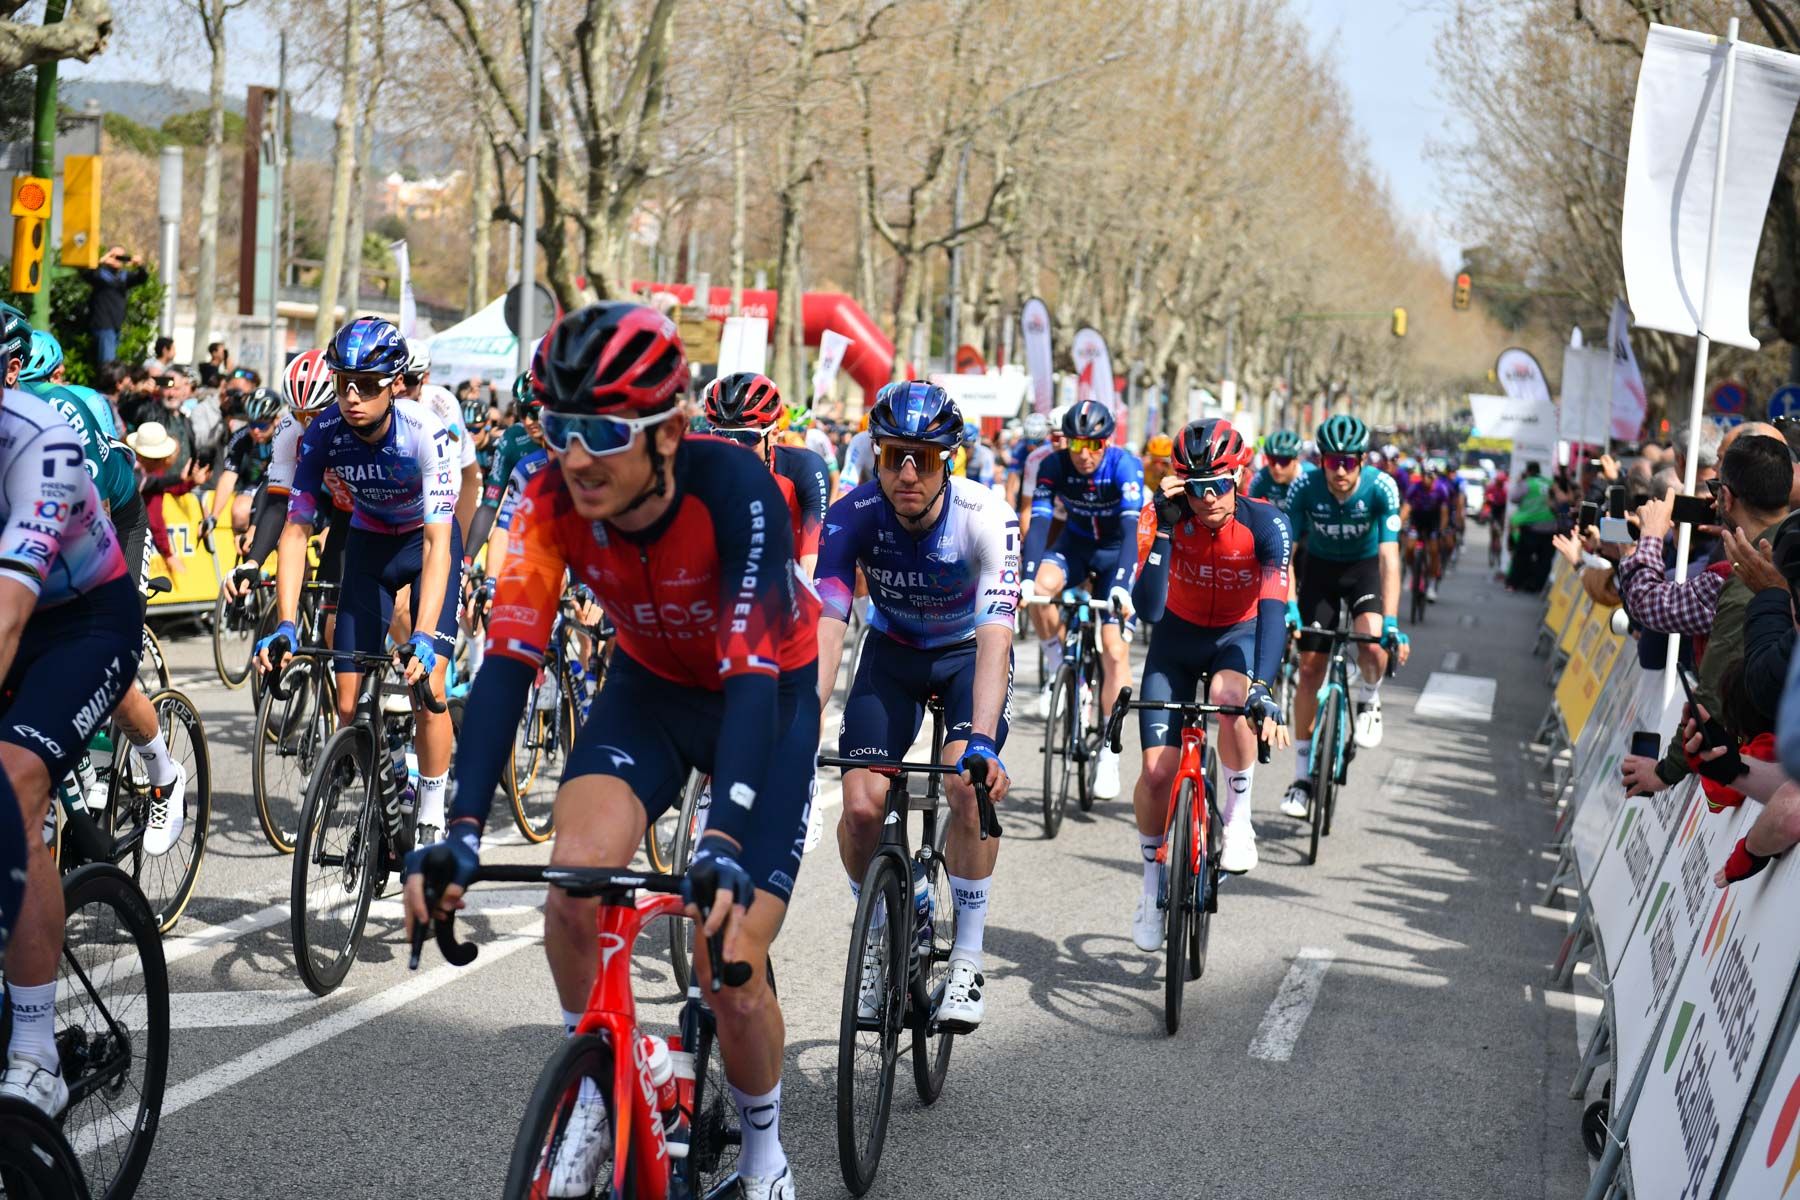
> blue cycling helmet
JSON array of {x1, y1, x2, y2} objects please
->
[
  {"x1": 324, "y1": 315, "x2": 408, "y2": 377},
  {"x1": 868, "y1": 381, "x2": 962, "y2": 449},
  {"x1": 1062, "y1": 399, "x2": 1115, "y2": 440},
  {"x1": 962, "y1": 421, "x2": 980, "y2": 447},
  {"x1": 19, "y1": 330, "x2": 61, "y2": 383}
]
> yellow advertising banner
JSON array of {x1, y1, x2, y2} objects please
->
[
  {"x1": 1555, "y1": 605, "x2": 1624, "y2": 743},
  {"x1": 1544, "y1": 563, "x2": 1579, "y2": 635},
  {"x1": 147, "y1": 491, "x2": 240, "y2": 607}
]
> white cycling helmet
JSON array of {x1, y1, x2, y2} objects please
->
[
  {"x1": 402, "y1": 339, "x2": 430, "y2": 379},
  {"x1": 1023, "y1": 412, "x2": 1050, "y2": 440}
]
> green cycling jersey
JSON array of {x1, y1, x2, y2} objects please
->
[
  {"x1": 480, "y1": 423, "x2": 539, "y2": 510},
  {"x1": 24, "y1": 380, "x2": 136, "y2": 511},
  {"x1": 1285, "y1": 465, "x2": 1402, "y2": 563}
]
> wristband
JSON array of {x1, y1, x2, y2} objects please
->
[{"x1": 1723, "y1": 837, "x2": 1772, "y2": 883}]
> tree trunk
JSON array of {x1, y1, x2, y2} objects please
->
[
  {"x1": 771, "y1": 1, "x2": 817, "y2": 405},
  {"x1": 193, "y1": 0, "x2": 226, "y2": 355},
  {"x1": 854, "y1": 178, "x2": 877, "y2": 320},
  {"x1": 342, "y1": 0, "x2": 385, "y2": 315},
  {"x1": 730, "y1": 117, "x2": 745, "y2": 316},
  {"x1": 314, "y1": 0, "x2": 361, "y2": 345},
  {"x1": 469, "y1": 135, "x2": 493, "y2": 312}
]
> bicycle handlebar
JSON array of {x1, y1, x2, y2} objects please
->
[
  {"x1": 1295, "y1": 624, "x2": 1400, "y2": 678},
  {"x1": 817, "y1": 751, "x2": 1002, "y2": 840},
  {"x1": 407, "y1": 848, "x2": 753, "y2": 990},
  {"x1": 1104, "y1": 686, "x2": 1273, "y2": 764},
  {"x1": 1022, "y1": 588, "x2": 1122, "y2": 612},
  {"x1": 264, "y1": 644, "x2": 448, "y2": 712}
]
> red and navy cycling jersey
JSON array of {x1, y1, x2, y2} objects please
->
[
  {"x1": 771, "y1": 442, "x2": 830, "y2": 560},
  {"x1": 485, "y1": 436, "x2": 820, "y2": 689}
]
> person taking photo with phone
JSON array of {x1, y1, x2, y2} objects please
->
[{"x1": 77, "y1": 246, "x2": 147, "y2": 365}]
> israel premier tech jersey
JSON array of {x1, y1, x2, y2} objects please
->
[
  {"x1": 1285, "y1": 465, "x2": 1402, "y2": 563},
  {"x1": 0, "y1": 389, "x2": 127, "y2": 606},
  {"x1": 287, "y1": 398, "x2": 457, "y2": 534},
  {"x1": 816, "y1": 477, "x2": 1021, "y2": 650}
]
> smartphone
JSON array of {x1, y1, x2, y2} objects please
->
[
  {"x1": 1671, "y1": 494, "x2": 1716, "y2": 525},
  {"x1": 1678, "y1": 666, "x2": 1733, "y2": 751},
  {"x1": 1579, "y1": 501, "x2": 1600, "y2": 530},
  {"x1": 1608, "y1": 485, "x2": 1626, "y2": 519},
  {"x1": 1629, "y1": 731, "x2": 1660, "y2": 759}
]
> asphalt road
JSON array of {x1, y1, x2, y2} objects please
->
[{"x1": 114, "y1": 524, "x2": 1589, "y2": 1200}]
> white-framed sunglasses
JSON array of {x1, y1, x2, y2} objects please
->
[
  {"x1": 541, "y1": 409, "x2": 673, "y2": 457},
  {"x1": 333, "y1": 370, "x2": 398, "y2": 397}
]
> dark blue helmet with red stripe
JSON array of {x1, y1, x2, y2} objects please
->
[
  {"x1": 534, "y1": 301, "x2": 686, "y2": 417},
  {"x1": 324, "y1": 315, "x2": 408, "y2": 376},
  {"x1": 868, "y1": 381, "x2": 962, "y2": 449},
  {"x1": 1062, "y1": 399, "x2": 1115, "y2": 440}
]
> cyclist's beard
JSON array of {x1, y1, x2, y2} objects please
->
[{"x1": 614, "y1": 439, "x2": 670, "y2": 519}]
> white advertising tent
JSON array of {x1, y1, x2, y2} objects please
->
[{"x1": 428, "y1": 295, "x2": 516, "y2": 390}]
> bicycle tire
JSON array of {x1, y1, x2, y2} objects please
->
[
  {"x1": 1192, "y1": 791, "x2": 1222, "y2": 979},
  {"x1": 1039, "y1": 666, "x2": 1075, "y2": 838},
  {"x1": 253, "y1": 664, "x2": 330, "y2": 855},
  {"x1": 105, "y1": 690, "x2": 212, "y2": 932},
  {"x1": 1165, "y1": 779, "x2": 1194, "y2": 1035},
  {"x1": 209, "y1": 589, "x2": 258, "y2": 690},
  {"x1": 503, "y1": 1033, "x2": 631, "y2": 1200},
  {"x1": 290, "y1": 725, "x2": 379, "y2": 996},
  {"x1": 53, "y1": 862, "x2": 168, "y2": 1200},
  {"x1": 665, "y1": 771, "x2": 707, "y2": 993},
  {"x1": 138, "y1": 627, "x2": 171, "y2": 697},
  {"x1": 1076, "y1": 651, "x2": 1102, "y2": 811},
  {"x1": 684, "y1": 994, "x2": 742, "y2": 1199},
  {"x1": 507, "y1": 674, "x2": 556, "y2": 843},
  {"x1": 1308, "y1": 691, "x2": 1336, "y2": 865},
  {"x1": 836, "y1": 852, "x2": 908, "y2": 1196},
  {"x1": 910, "y1": 845, "x2": 957, "y2": 1104},
  {"x1": 0, "y1": 1097, "x2": 90, "y2": 1199}
]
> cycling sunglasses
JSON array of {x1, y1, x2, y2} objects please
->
[
  {"x1": 876, "y1": 441, "x2": 950, "y2": 473},
  {"x1": 1265, "y1": 454, "x2": 1295, "y2": 467},
  {"x1": 333, "y1": 370, "x2": 397, "y2": 398},
  {"x1": 540, "y1": 409, "x2": 672, "y2": 457},
  {"x1": 712, "y1": 424, "x2": 772, "y2": 448},
  {"x1": 1068, "y1": 437, "x2": 1107, "y2": 454},
  {"x1": 1323, "y1": 453, "x2": 1363, "y2": 472},
  {"x1": 1184, "y1": 475, "x2": 1235, "y2": 499}
]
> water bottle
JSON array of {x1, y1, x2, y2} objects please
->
[
  {"x1": 641, "y1": 1035, "x2": 689, "y2": 1160},
  {"x1": 69, "y1": 755, "x2": 97, "y2": 814},
  {"x1": 536, "y1": 668, "x2": 560, "y2": 713},
  {"x1": 911, "y1": 858, "x2": 934, "y2": 956}
]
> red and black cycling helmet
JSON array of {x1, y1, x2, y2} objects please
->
[
  {"x1": 704, "y1": 372, "x2": 783, "y2": 430},
  {"x1": 1172, "y1": 418, "x2": 1252, "y2": 478},
  {"x1": 532, "y1": 302, "x2": 686, "y2": 416}
]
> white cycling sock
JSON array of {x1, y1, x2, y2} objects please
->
[
  {"x1": 948, "y1": 874, "x2": 990, "y2": 967},
  {"x1": 6, "y1": 981, "x2": 57, "y2": 1069},
  {"x1": 1041, "y1": 637, "x2": 1064, "y2": 677},
  {"x1": 1354, "y1": 677, "x2": 1380, "y2": 705},
  {"x1": 1222, "y1": 764, "x2": 1253, "y2": 827},
  {"x1": 1139, "y1": 833, "x2": 1165, "y2": 900},
  {"x1": 849, "y1": 875, "x2": 885, "y2": 930},
  {"x1": 417, "y1": 773, "x2": 448, "y2": 826},
  {"x1": 730, "y1": 1080, "x2": 787, "y2": 1180},
  {"x1": 1292, "y1": 740, "x2": 1312, "y2": 780},
  {"x1": 130, "y1": 730, "x2": 178, "y2": 788},
  {"x1": 561, "y1": 1008, "x2": 583, "y2": 1038},
  {"x1": 465, "y1": 633, "x2": 485, "y2": 678}
]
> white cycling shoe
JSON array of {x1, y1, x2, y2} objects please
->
[
  {"x1": 740, "y1": 1165, "x2": 797, "y2": 1200},
  {"x1": 141, "y1": 763, "x2": 189, "y2": 857},
  {"x1": 1427, "y1": 581, "x2": 1440, "y2": 602},
  {"x1": 1091, "y1": 747, "x2": 1121, "y2": 800},
  {"x1": 1034, "y1": 687, "x2": 1054, "y2": 720},
  {"x1": 1354, "y1": 697, "x2": 1384, "y2": 748},
  {"x1": 548, "y1": 1077, "x2": 611, "y2": 1197},
  {"x1": 855, "y1": 930, "x2": 888, "y2": 1022},
  {"x1": 0, "y1": 1055, "x2": 68, "y2": 1118},
  {"x1": 1219, "y1": 822, "x2": 1258, "y2": 874},
  {"x1": 1131, "y1": 894, "x2": 1163, "y2": 951},
  {"x1": 1280, "y1": 780, "x2": 1312, "y2": 819},
  {"x1": 936, "y1": 957, "x2": 985, "y2": 1032}
]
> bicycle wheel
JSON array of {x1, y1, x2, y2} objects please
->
[
  {"x1": 0, "y1": 1096, "x2": 90, "y2": 1199},
  {"x1": 290, "y1": 725, "x2": 379, "y2": 996},
  {"x1": 1308, "y1": 691, "x2": 1336, "y2": 866},
  {"x1": 503, "y1": 1034, "x2": 631, "y2": 1200},
  {"x1": 684, "y1": 997, "x2": 742, "y2": 1200},
  {"x1": 836, "y1": 853, "x2": 908, "y2": 1196},
  {"x1": 137, "y1": 628, "x2": 170, "y2": 696},
  {"x1": 53, "y1": 863, "x2": 169, "y2": 1200},
  {"x1": 910, "y1": 845, "x2": 957, "y2": 1104},
  {"x1": 253, "y1": 663, "x2": 331, "y2": 855},
  {"x1": 1192, "y1": 791, "x2": 1222, "y2": 979},
  {"x1": 665, "y1": 771, "x2": 708, "y2": 993},
  {"x1": 1039, "y1": 665, "x2": 1075, "y2": 838},
  {"x1": 507, "y1": 672, "x2": 556, "y2": 843},
  {"x1": 1164, "y1": 778, "x2": 1195, "y2": 1035},
  {"x1": 210, "y1": 589, "x2": 259, "y2": 689},
  {"x1": 105, "y1": 690, "x2": 211, "y2": 932}
]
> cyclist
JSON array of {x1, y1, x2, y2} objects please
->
[
  {"x1": 0, "y1": 334, "x2": 142, "y2": 1117},
  {"x1": 703, "y1": 372, "x2": 830, "y2": 579},
  {"x1": 788, "y1": 402, "x2": 840, "y2": 493},
  {"x1": 1400, "y1": 456, "x2": 1451, "y2": 602},
  {"x1": 1248, "y1": 429, "x2": 1317, "y2": 517},
  {"x1": 399, "y1": 341, "x2": 483, "y2": 538},
  {"x1": 1006, "y1": 411, "x2": 1051, "y2": 509},
  {"x1": 254, "y1": 316, "x2": 461, "y2": 845},
  {"x1": 1279, "y1": 414, "x2": 1409, "y2": 820},
  {"x1": 815, "y1": 381, "x2": 1019, "y2": 1033},
  {"x1": 1142, "y1": 433, "x2": 1174, "y2": 495},
  {"x1": 1128, "y1": 419, "x2": 1290, "y2": 942},
  {"x1": 959, "y1": 421, "x2": 998, "y2": 487},
  {"x1": 836, "y1": 413, "x2": 875, "y2": 498},
  {"x1": 1023, "y1": 399, "x2": 1144, "y2": 797},
  {"x1": 403, "y1": 302, "x2": 819, "y2": 1200},
  {"x1": 206, "y1": 386, "x2": 282, "y2": 544},
  {"x1": 465, "y1": 392, "x2": 499, "y2": 473}
]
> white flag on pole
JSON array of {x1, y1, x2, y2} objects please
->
[
  {"x1": 1020, "y1": 298, "x2": 1053, "y2": 415},
  {"x1": 1560, "y1": 344, "x2": 1614, "y2": 446},
  {"x1": 392, "y1": 240, "x2": 417, "y2": 339},
  {"x1": 1608, "y1": 299, "x2": 1649, "y2": 442},
  {"x1": 1622, "y1": 24, "x2": 1800, "y2": 349},
  {"x1": 812, "y1": 329, "x2": 852, "y2": 403}
]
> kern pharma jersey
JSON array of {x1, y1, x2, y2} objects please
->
[
  {"x1": 288, "y1": 399, "x2": 457, "y2": 534},
  {"x1": 1284, "y1": 465, "x2": 1402, "y2": 563}
]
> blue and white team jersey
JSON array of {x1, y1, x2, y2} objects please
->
[
  {"x1": 287, "y1": 398, "x2": 457, "y2": 534},
  {"x1": 495, "y1": 447, "x2": 550, "y2": 531},
  {"x1": 817, "y1": 477, "x2": 1021, "y2": 651},
  {"x1": 1027, "y1": 445, "x2": 1143, "y2": 541},
  {"x1": 1248, "y1": 460, "x2": 1318, "y2": 516},
  {"x1": 964, "y1": 443, "x2": 998, "y2": 487},
  {"x1": 1008, "y1": 438, "x2": 1045, "y2": 478},
  {"x1": 838, "y1": 431, "x2": 874, "y2": 491},
  {"x1": 0, "y1": 389, "x2": 126, "y2": 607}
]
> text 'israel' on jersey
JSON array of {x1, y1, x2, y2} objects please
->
[
  {"x1": 1134, "y1": 494, "x2": 1291, "y2": 628},
  {"x1": 265, "y1": 409, "x2": 353, "y2": 514},
  {"x1": 286, "y1": 398, "x2": 457, "y2": 534},
  {"x1": 816, "y1": 477, "x2": 1021, "y2": 650},
  {"x1": 485, "y1": 436, "x2": 820, "y2": 687},
  {"x1": 1286, "y1": 465, "x2": 1402, "y2": 563},
  {"x1": 1028, "y1": 445, "x2": 1143, "y2": 541},
  {"x1": 0, "y1": 388, "x2": 126, "y2": 606}
]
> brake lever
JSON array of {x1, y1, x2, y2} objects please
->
[
  {"x1": 409, "y1": 845, "x2": 479, "y2": 970},
  {"x1": 1105, "y1": 686, "x2": 1133, "y2": 753},
  {"x1": 964, "y1": 756, "x2": 1002, "y2": 841}
]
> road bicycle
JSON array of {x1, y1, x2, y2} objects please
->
[
  {"x1": 510, "y1": 584, "x2": 610, "y2": 844},
  {"x1": 1105, "y1": 685, "x2": 1268, "y2": 1034},
  {"x1": 1025, "y1": 588, "x2": 1119, "y2": 837},
  {"x1": 1408, "y1": 535, "x2": 1431, "y2": 625},
  {"x1": 411, "y1": 849, "x2": 751, "y2": 1200},
  {"x1": 283, "y1": 644, "x2": 452, "y2": 996},
  {"x1": 819, "y1": 699, "x2": 1000, "y2": 1196},
  {"x1": 1296, "y1": 612, "x2": 1392, "y2": 866},
  {"x1": 651, "y1": 769, "x2": 711, "y2": 994},
  {"x1": 0, "y1": 1094, "x2": 89, "y2": 1197}
]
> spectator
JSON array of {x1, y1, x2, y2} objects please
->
[
  {"x1": 1506, "y1": 461, "x2": 1557, "y2": 592},
  {"x1": 199, "y1": 341, "x2": 230, "y2": 388},
  {"x1": 145, "y1": 336, "x2": 175, "y2": 378},
  {"x1": 141, "y1": 370, "x2": 198, "y2": 486},
  {"x1": 126, "y1": 422, "x2": 194, "y2": 576},
  {"x1": 79, "y1": 245, "x2": 147, "y2": 365},
  {"x1": 1672, "y1": 420, "x2": 1725, "y2": 488}
]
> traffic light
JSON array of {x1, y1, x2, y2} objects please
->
[
  {"x1": 1453, "y1": 272, "x2": 1472, "y2": 311},
  {"x1": 60, "y1": 156, "x2": 101, "y2": 270},
  {"x1": 1391, "y1": 306, "x2": 1407, "y2": 338},
  {"x1": 9, "y1": 175, "x2": 51, "y2": 293}
]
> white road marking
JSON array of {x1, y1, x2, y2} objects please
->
[
  {"x1": 1440, "y1": 651, "x2": 1463, "y2": 672},
  {"x1": 1413, "y1": 672, "x2": 1497, "y2": 722},
  {"x1": 170, "y1": 988, "x2": 328, "y2": 1030},
  {"x1": 1249, "y1": 947, "x2": 1335, "y2": 1062},
  {"x1": 162, "y1": 903, "x2": 292, "y2": 969}
]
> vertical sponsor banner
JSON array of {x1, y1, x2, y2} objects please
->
[
  {"x1": 1562, "y1": 343, "x2": 1615, "y2": 446},
  {"x1": 1723, "y1": 1007, "x2": 1800, "y2": 1195},
  {"x1": 392, "y1": 239, "x2": 417, "y2": 339},
  {"x1": 812, "y1": 329, "x2": 852, "y2": 403},
  {"x1": 1020, "y1": 298, "x2": 1053, "y2": 415},
  {"x1": 1571, "y1": 668, "x2": 1673, "y2": 889},
  {"x1": 717, "y1": 315, "x2": 769, "y2": 377},
  {"x1": 1627, "y1": 846, "x2": 1800, "y2": 1200},
  {"x1": 1610, "y1": 300, "x2": 1650, "y2": 442},
  {"x1": 1071, "y1": 327, "x2": 1121, "y2": 441},
  {"x1": 1496, "y1": 346, "x2": 1554, "y2": 406}
]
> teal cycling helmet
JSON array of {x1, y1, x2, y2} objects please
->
[
  {"x1": 19, "y1": 329, "x2": 61, "y2": 383},
  {"x1": 1316, "y1": 413, "x2": 1369, "y2": 455},
  {"x1": 1264, "y1": 429, "x2": 1302, "y2": 458},
  {"x1": 242, "y1": 386, "x2": 283, "y2": 424}
]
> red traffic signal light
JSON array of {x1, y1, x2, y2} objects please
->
[{"x1": 1453, "y1": 272, "x2": 1472, "y2": 311}]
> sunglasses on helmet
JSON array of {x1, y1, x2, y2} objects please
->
[
  {"x1": 876, "y1": 441, "x2": 950, "y2": 474},
  {"x1": 1183, "y1": 475, "x2": 1235, "y2": 499},
  {"x1": 1068, "y1": 437, "x2": 1107, "y2": 454},
  {"x1": 540, "y1": 409, "x2": 673, "y2": 457}
]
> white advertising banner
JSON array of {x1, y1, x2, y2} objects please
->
[
  {"x1": 1496, "y1": 346, "x2": 1554, "y2": 407},
  {"x1": 1571, "y1": 668, "x2": 1671, "y2": 890},
  {"x1": 1610, "y1": 299, "x2": 1650, "y2": 442},
  {"x1": 1722, "y1": 990, "x2": 1800, "y2": 1196},
  {"x1": 1622, "y1": 24, "x2": 1800, "y2": 349},
  {"x1": 1021, "y1": 298, "x2": 1054, "y2": 415},
  {"x1": 392, "y1": 239, "x2": 417, "y2": 339},
  {"x1": 717, "y1": 315, "x2": 769, "y2": 378},
  {"x1": 928, "y1": 368, "x2": 1031, "y2": 419},
  {"x1": 1561, "y1": 344, "x2": 1615, "y2": 446},
  {"x1": 1470, "y1": 392, "x2": 1558, "y2": 475},
  {"x1": 1627, "y1": 844, "x2": 1800, "y2": 1200},
  {"x1": 812, "y1": 329, "x2": 852, "y2": 403}
]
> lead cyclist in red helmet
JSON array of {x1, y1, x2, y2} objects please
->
[
  {"x1": 1125, "y1": 418, "x2": 1292, "y2": 948},
  {"x1": 403, "y1": 302, "x2": 820, "y2": 1200}
]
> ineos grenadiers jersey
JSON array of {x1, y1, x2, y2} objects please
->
[
  {"x1": 771, "y1": 443, "x2": 830, "y2": 559},
  {"x1": 0, "y1": 389, "x2": 127, "y2": 606},
  {"x1": 266, "y1": 409, "x2": 353, "y2": 512},
  {"x1": 417, "y1": 383, "x2": 478, "y2": 470},
  {"x1": 288, "y1": 399, "x2": 457, "y2": 534},
  {"x1": 1286, "y1": 466, "x2": 1402, "y2": 563},
  {"x1": 495, "y1": 448, "x2": 549, "y2": 531},
  {"x1": 816, "y1": 478, "x2": 1021, "y2": 650},
  {"x1": 1248, "y1": 460, "x2": 1318, "y2": 516},
  {"x1": 1026, "y1": 445, "x2": 1143, "y2": 550}
]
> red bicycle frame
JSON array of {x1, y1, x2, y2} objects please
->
[{"x1": 1157, "y1": 719, "x2": 1212, "y2": 879}]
